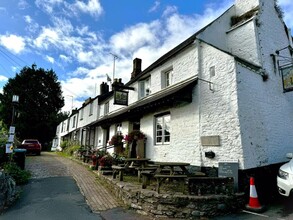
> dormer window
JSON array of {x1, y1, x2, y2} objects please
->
[{"x1": 139, "y1": 77, "x2": 150, "y2": 99}]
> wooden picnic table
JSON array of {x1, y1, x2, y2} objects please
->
[
  {"x1": 153, "y1": 161, "x2": 190, "y2": 175},
  {"x1": 124, "y1": 158, "x2": 150, "y2": 168},
  {"x1": 112, "y1": 158, "x2": 150, "y2": 181}
]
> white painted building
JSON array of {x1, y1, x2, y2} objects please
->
[{"x1": 56, "y1": 0, "x2": 293, "y2": 174}]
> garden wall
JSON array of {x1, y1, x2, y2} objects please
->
[
  {"x1": 98, "y1": 172, "x2": 245, "y2": 219},
  {"x1": 0, "y1": 171, "x2": 17, "y2": 213}
]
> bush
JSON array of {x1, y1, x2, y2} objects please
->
[
  {"x1": 3, "y1": 162, "x2": 31, "y2": 185},
  {"x1": 63, "y1": 144, "x2": 81, "y2": 156}
]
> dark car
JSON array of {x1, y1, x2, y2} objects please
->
[{"x1": 18, "y1": 139, "x2": 42, "y2": 155}]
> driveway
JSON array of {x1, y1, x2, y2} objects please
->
[{"x1": 0, "y1": 152, "x2": 153, "y2": 220}]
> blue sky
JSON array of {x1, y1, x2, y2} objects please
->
[{"x1": 0, "y1": 0, "x2": 292, "y2": 112}]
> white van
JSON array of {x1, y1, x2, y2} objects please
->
[{"x1": 277, "y1": 153, "x2": 293, "y2": 196}]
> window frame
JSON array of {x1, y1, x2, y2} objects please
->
[
  {"x1": 104, "y1": 102, "x2": 109, "y2": 115},
  {"x1": 162, "y1": 68, "x2": 173, "y2": 88},
  {"x1": 80, "y1": 108, "x2": 84, "y2": 120},
  {"x1": 89, "y1": 102, "x2": 93, "y2": 116},
  {"x1": 155, "y1": 113, "x2": 171, "y2": 145},
  {"x1": 138, "y1": 77, "x2": 151, "y2": 99}
]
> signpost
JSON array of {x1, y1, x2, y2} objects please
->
[
  {"x1": 281, "y1": 65, "x2": 293, "y2": 92},
  {"x1": 6, "y1": 126, "x2": 15, "y2": 153},
  {"x1": 218, "y1": 160, "x2": 239, "y2": 192}
]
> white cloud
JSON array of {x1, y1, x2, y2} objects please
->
[
  {"x1": 110, "y1": 21, "x2": 161, "y2": 55},
  {"x1": 162, "y1": 6, "x2": 177, "y2": 17},
  {"x1": 77, "y1": 51, "x2": 94, "y2": 64},
  {"x1": 24, "y1": 15, "x2": 32, "y2": 23},
  {"x1": 0, "y1": 34, "x2": 26, "y2": 54},
  {"x1": 59, "y1": 54, "x2": 72, "y2": 63},
  {"x1": 18, "y1": 0, "x2": 30, "y2": 10},
  {"x1": 34, "y1": 28, "x2": 59, "y2": 49},
  {"x1": 74, "y1": 0, "x2": 103, "y2": 17},
  {"x1": 149, "y1": 1, "x2": 160, "y2": 13},
  {"x1": 35, "y1": 0, "x2": 63, "y2": 14},
  {"x1": 46, "y1": 55, "x2": 55, "y2": 63},
  {"x1": 0, "y1": 75, "x2": 8, "y2": 82}
]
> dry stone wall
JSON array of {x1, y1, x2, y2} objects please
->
[
  {"x1": 0, "y1": 171, "x2": 17, "y2": 213},
  {"x1": 99, "y1": 173, "x2": 245, "y2": 219}
]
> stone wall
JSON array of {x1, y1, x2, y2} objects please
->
[
  {"x1": 0, "y1": 170, "x2": 17, "y2": 213},
  {"x1": 98, "y1": 173, "x2": 245, "y2": 219}
]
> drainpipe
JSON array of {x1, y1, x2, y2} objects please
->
[{"x1": 196, "y1": 38, "x2": 204, "y2": 167}]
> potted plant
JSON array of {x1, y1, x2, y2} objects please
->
[
  {"x1": 124, "y1": 130, "x2": 146, "y2": 158},
  {"x1": 109, "y1": 134, "x2": 124, "y2": 154},
  {"x1": 98, "y1": 154, "x2": 113, "y2": 168}
]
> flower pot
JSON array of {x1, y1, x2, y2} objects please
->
[
  {"x1": 114, "y1": 144, "x2": 123, "y2": 154},
  {"x1": 136, "y1": 139, "x2": 145, "y2": 158}
]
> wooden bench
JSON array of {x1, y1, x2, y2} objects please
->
[
  {"x1": 136, "y1": 166, "x2": 158, "y2": 182},
  {"x1": 141, "y1": 170, "x2": 156, "y2": 189},
  {"x1": 112, "y1": 165, "x2": 126, "y2": 181},
  {"x1": 154, "y1": 174, "x2": 187, "y2": 193}
]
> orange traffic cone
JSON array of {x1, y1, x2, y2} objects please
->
[{"x1": 245, "y1": 177, "x2": 266, "y2": 213}]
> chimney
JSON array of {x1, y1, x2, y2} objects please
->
[
  {"x1": 235, "y1": 0, "x2": 260, "y2": 16},
  {"x1": 100, "y1": 82, "x2": 109, "y2": 95},
  {"x1": 131, "y1": 58, "x2": 142, "y2": 79}
]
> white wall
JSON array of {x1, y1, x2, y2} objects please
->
[
  {"x1": 237, "y1": 0, "x2": 293, "y2": 168},
  {"x1": 197, "y1": 43, "x2": 244, "y2": 168},
  {"x1": 227, "y1": 20, "x2": 260, "y2": 66},
  {"x1": 235, "y1": 0, "x2": 260, "y2": 16}
]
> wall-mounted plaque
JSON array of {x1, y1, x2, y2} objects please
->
[{"x1": 201, "y1": 135, "x2": 220, "y2": 146}]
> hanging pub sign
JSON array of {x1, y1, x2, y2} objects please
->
[
  {"x1": 281, "y1": 65, "x2": 293, "y2": 92},
  {"x1": 114, "y1": 90, "x2": 128, "y2": 106}
]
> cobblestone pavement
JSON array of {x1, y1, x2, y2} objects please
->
[{"x1": 26, "y1": 152, "x2": 122, "y2": 212}]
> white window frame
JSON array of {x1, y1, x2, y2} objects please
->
[
  {"x1": 104, "y1": 102, "x2": 109, "y2": 115},
  {"x1": 72, "y1": 116, "x2": 76, "y2": 128},
  {"x1": 89, "y1": 102, "x2": 93, "y2": 116},
  {"x1": 162, "y1": 68, "x2": 173, "y2": 88},
  {"x1": 155, "y1": 113, "x2": 170, "y2": 145},
  {"x1": 116, "y1": 123, "x2": 122, "y2": 135},
  {"x1": 80, "y1": 108, "x2": 84, "y2": 120},
  {"x1": 139, "y1": 77, "x2": 150, "y2": 99}
]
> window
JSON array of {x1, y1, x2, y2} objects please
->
[
  {"x1": 139, "y1": 77, "x2": 150, "y2": 99},
  {"x1": 116, "y1": 123, "x2": 122, "y2": 135},
  {"x1": 72, "y1": 116, "x2": 76, "y2": 128},
  {"x1": 98, "y1": 105, "x2": 102, "y2": 117},
  {"x1": 210, "y1": 66, "x2": 215, "y2": 78},
  {"x1": 80, "y1": 108, "x2": 84, "y2": 120},
  {"x1": 155, "y1": 114, "x2": 170, "y2": 144},
  {"x1": 104, "y1": 102, "x2": 109, "y2": 114},
  {"x1": 163, "y1": 69, "x2": 173, "y2": 88},
  {"x1": 89, "y1": 102, "x2": 93, "y2": 115}
]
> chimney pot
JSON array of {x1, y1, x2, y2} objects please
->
[{"x1": 131, "y1": 58, "x2": 142, "y2": 79}]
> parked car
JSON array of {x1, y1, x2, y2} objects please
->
[
  {"x1": 277, "y1": 153, "x2": 293, "y2": 196},
  {"x1": 18, "y1": 139, "x2": 42, "y2": 155}
]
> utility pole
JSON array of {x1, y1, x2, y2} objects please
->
[
  {"x1": 110, "y1": 53, "x2": 119, "y2": 82},
  {"x1": 67, "y1": 95, "x2": 73, "y2": 110}
]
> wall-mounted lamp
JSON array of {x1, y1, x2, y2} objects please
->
[{"x1": 205, "y1": 151, "x2": 215, "y2": 159}]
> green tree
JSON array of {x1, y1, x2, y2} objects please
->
[{"x1": 0, "y1": 64, "x2": 68, "y2": 148}]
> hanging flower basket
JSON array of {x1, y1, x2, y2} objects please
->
[
  {"x1": 109, "y1": 134, "x2": 124, "y2": 146},
  {"x1": 109, "y1": 134, "x2": 124, "y2": 154},
  {"x1": 124, "y1": 130, "x2": 145, "y2": 144}
]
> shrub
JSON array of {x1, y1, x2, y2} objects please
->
[
  {"x1": 3, "y1": 162, "x2": 31, "y2": 185},
  {"x1": 63, "y1": 144, "x2": 81, "y2": 156}
]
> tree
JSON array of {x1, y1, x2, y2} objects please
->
[{"x1": 0, "y1": 64, "x2": 67, "y2": 148}]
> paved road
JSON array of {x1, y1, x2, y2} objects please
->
[{"x1": 0, "y1": 152, "x2": 153, "y2": 220}]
